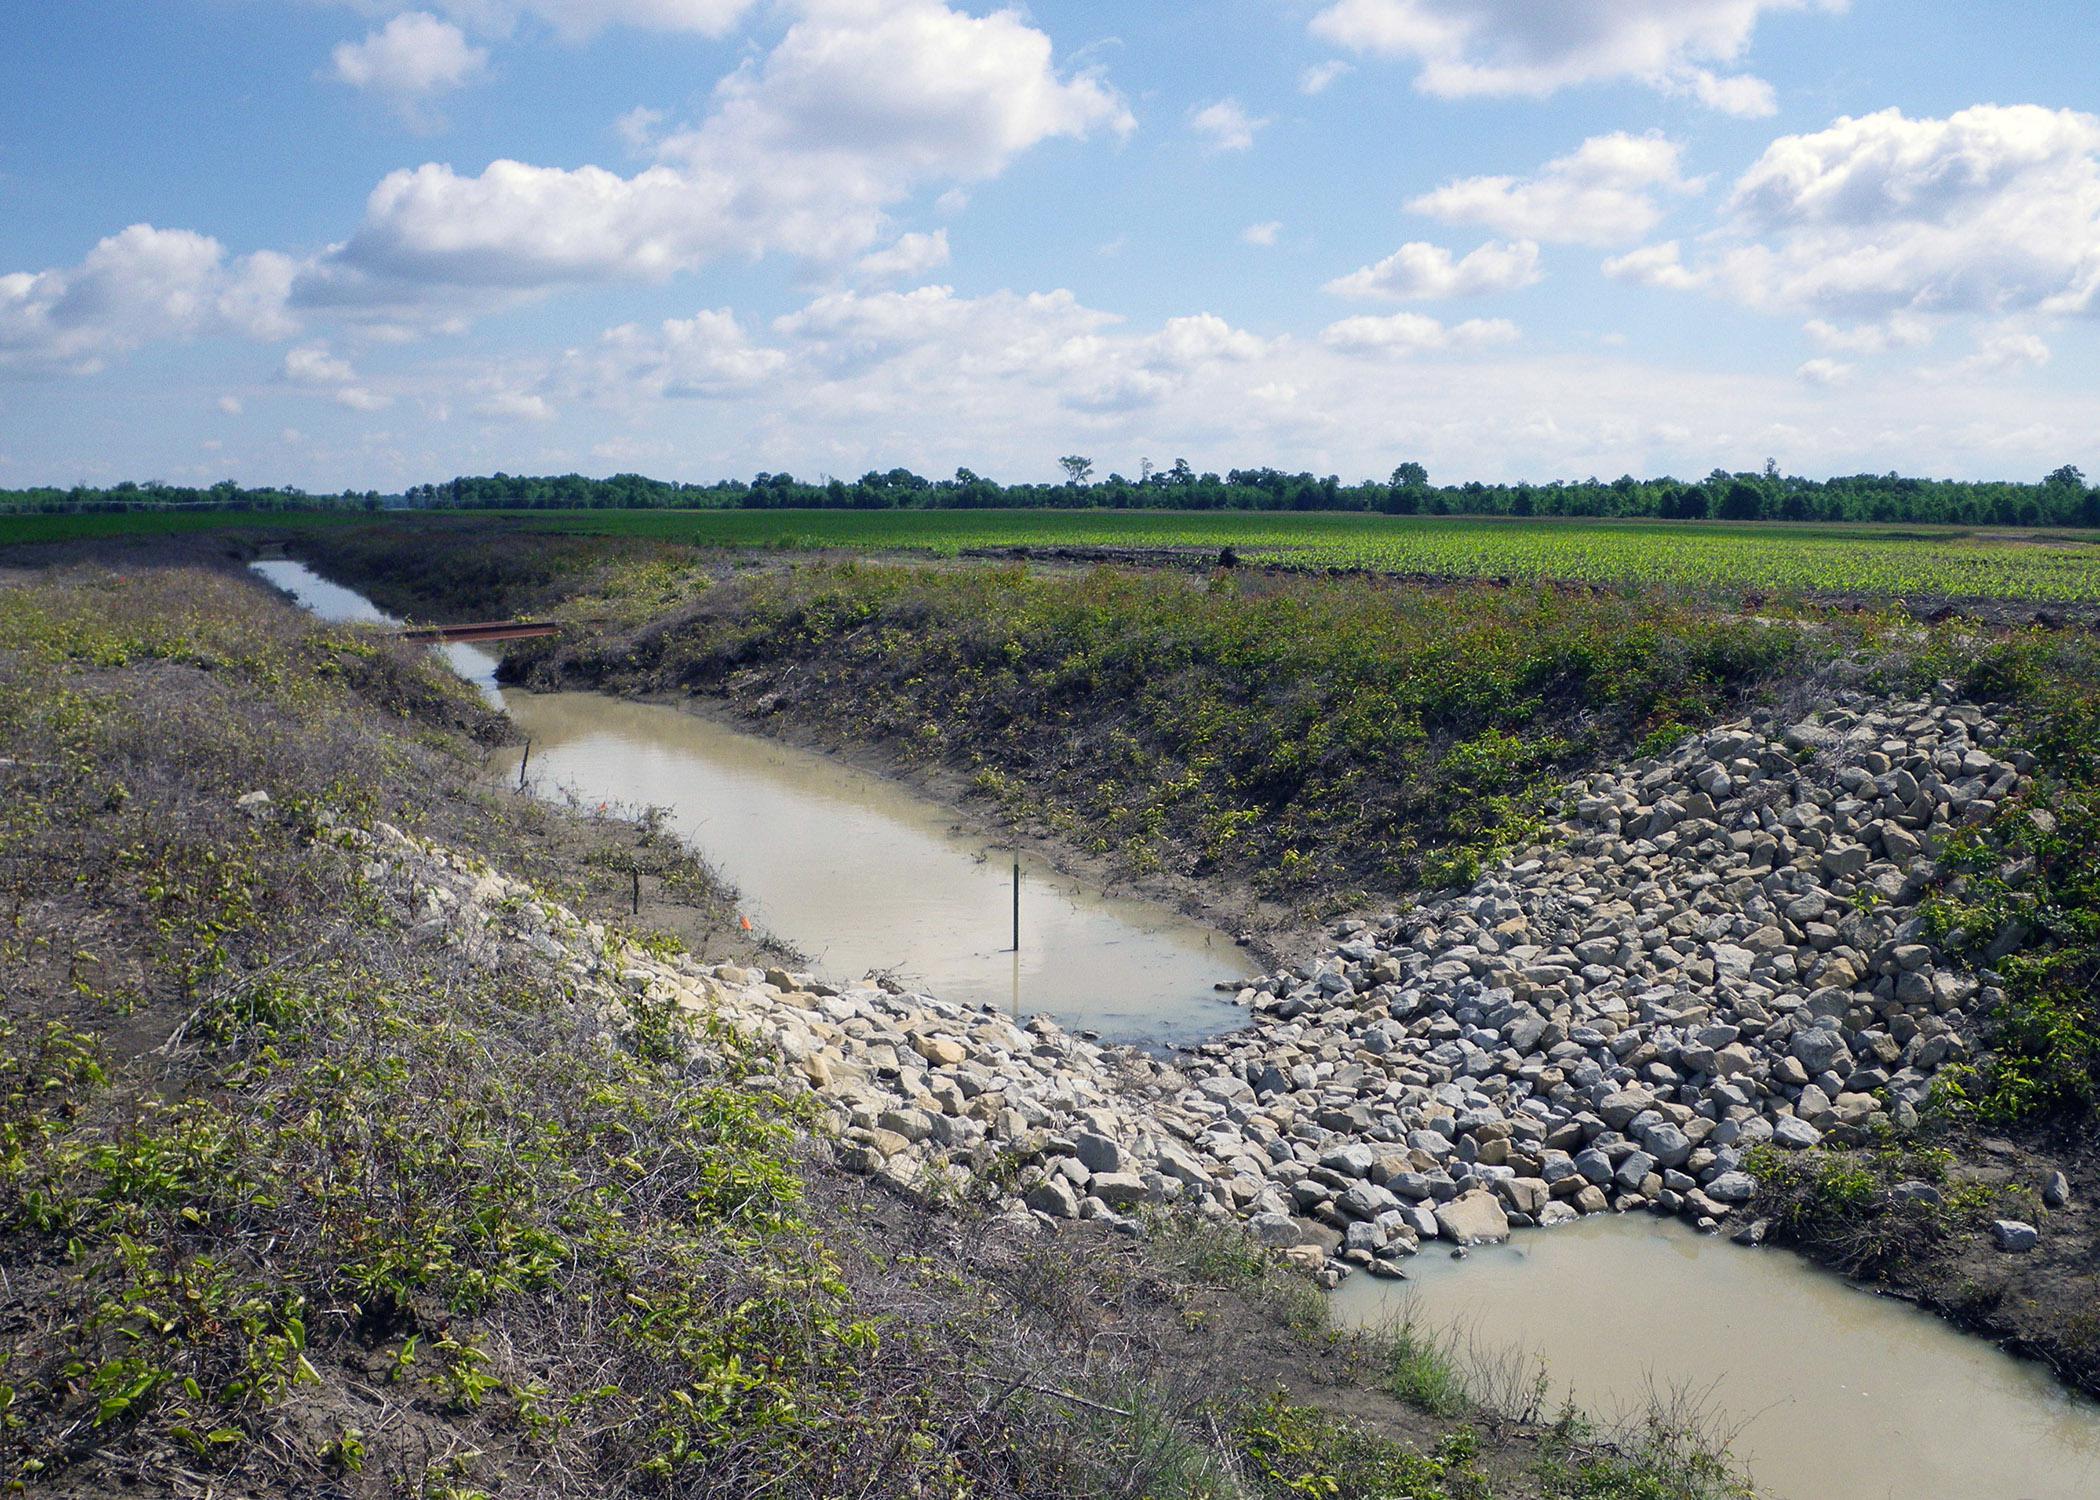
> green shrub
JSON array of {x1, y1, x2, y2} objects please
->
[
  {"x1": 1233, "y1": 1393, "x2": 1491, "y2": 1500},
  {"x1": 1926, "y1": 672, "x2": 2100, "y2": 1124},
  {"x1": 520, "y1": 563, "x2": 1836, "y2": 906}
]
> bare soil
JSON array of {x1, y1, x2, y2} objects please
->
[{"x1": 1872, "y1": 1130, "x2": 2100, "y2": 1396}]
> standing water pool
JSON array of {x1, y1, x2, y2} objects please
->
[{"x1": 1331, "y1": 1213, "x2": 2100, "y2": 1500}]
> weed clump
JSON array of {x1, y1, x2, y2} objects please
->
[{"x1": 1923, "y1": 645, "x2": 2100, "y2": 1127}]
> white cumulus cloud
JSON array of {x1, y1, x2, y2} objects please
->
[
  {"x1": 1307, "y1": 0, "x2": 1844, "y2": 116},
  {"x1": 718, "y1": 285, "x2": 1268, "y2": 420},
  {"x1": 615, "y1": 105, "x2": 668, "y2": 153},
  {"x1": 1796, "y1": 357, "x2": 1853, "y2": 386},
  {"x1": 1612, "y1": 106, "x2": 2100, "y2": 325},
  {"x1": 1973, "y1": 329, "x2": 2051, "y2": 371},
  {"x1": 1144, "y1": 313, "x2": 1269, "y2": 368},
  {"x1": 0, "y1": 225, "x2": 296, "y2": 375},
  {"x1": 1319, "y1": 311, "x2": 1519, "y2": 354},
  {"x1": 853, "y1": 229, "x2": 951, "y2": 284},
  {"x1": 331, "y1": 13, "x2": 487, "y2": 100},
  {"x1": 1409, "y1": 133, "x2": 1702, "y2": 246},
  {"x1": 580, "y1": 308, "x2": 788, "y2": 399},
  {"x1": 1933, "y1": 327, "x2": 2053, "y2": 380},
  {"x1": 1241, "y1": 221, "x2": 1283, "y2": 247},
  {"x1": 1803, "y1": 314, "x2": 1931, "y2": 354},
  {"x1": 385, "y1": 1, "x2": 757, "y2": 41},
  {"x1": 282, "y1": 340, "x2": 391, "y2": 410},
  {"x1": 1717, "y1": 105, "x2": 2100, "y2": 317},
  {"x1": 1670, "y1": 68, "x2": 1778, "y2": 117},
  {"x1": 475, "y1": 390, "x2": 554, "y2": 421},
  {"x1": 1326, "y1": 239, "x2": 1542, "y2": 300},
  {"x1": 331, "y1": 0, "x2": 1131, "y2": 289},
  {"x1": 1300, "y1": 60, "x2": 1352, "y2": 95},
  {"x1": 773, "y1": 284, "x2": 1118, "y2": 373},
  {"x1": 1188, "y1": 99, "x2": 1268, "y2": 153},
  {"x1": 284, "y1": 343, "x2": 358, "y2": 385},
  {"x1": 11, "y1": 0, "x2": 1128, "y2": 371},
  {"x1": 1601, "y1": 240, "x2": 1707, "y2": 290}
]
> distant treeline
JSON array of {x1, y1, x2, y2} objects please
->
[
  {"x1": 408, "y1": 461, "x2": 2100, "y2": 527},
  {"x1": 7, "y1": 462, "x2": 2099, "y2": 527},
  {"x1": 0, "y1": 481, "x2": 387, "y2": 514}
]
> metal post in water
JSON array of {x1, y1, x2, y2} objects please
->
[
  {"x1": 517, "y1": 738, "x2": 531, "y2": 790},
  {"x1": 1011, "y1": 849, "x2": 1020, "y2": 952}
]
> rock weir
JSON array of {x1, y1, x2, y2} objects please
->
[
  {"x1": 1156, "y1": 690, "x2": 2019, "y2": 1278},
  {"x1": 334, "y1": 686, "x2": 2029, "y2": 1284}
]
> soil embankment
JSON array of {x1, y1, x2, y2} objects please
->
[
  {"x1": 5, "y1": 556, "x2": 1760, "y2": 1499},
  {"x1": 290, "y1": 524, "x2": 2100, "y2": 1400},
  {"x1": 497, "y1": 562, "x2": 1839, "y2": 930}
]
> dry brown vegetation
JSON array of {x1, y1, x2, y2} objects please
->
[{"x1": 0, "y1": 561, "x2": 1759, "y2": 1499}]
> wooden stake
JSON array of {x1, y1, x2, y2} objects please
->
[{"x1": 517, "y1": 738, "x2": 531, "y2": 790}]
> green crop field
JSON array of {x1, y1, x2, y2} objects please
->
[
  {"x1": 5, "y1": 505, "x2": 2097, "y2": 604},
  {"x1": 513, "y1": 508, "x2": 2100, "y2": 605}
]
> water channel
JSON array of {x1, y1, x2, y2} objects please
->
[
  {"x1": 251, "y1": 558, "x2": 1253, "y2": 1046},
  {"x1": 255, "y1": 557, "x2": 2100, "y2": 1500},
  {"x1": 1333, "y1": 1213, "x2": 2100, "y2": 1500}
]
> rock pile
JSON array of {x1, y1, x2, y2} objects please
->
[
  {"x1": 1154, "y1": 690, "x2": 2025, "y2": 1276},
  {"x1": 331, "y1": 818, "x2": 1200, "y2": 1231},
  {"x1": 319, "y1": 687, "x2": 2032, "y2": 1284}
]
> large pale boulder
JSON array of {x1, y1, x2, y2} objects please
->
[{"x1": 1434, "y1": 1190, "x2": 1511, "y2": 1246}]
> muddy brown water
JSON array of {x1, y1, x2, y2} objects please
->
[
  {"x1": 1333, "y1": 1213, "x2": 2100, "y2": 1500},
  {"x1": 258, "y1": 560, "x2": 2100, "y2": 1497},
  {"x1": 253, "y1": 560, "x2": 1253, "y2": 1046},
  {"x1": 479, "y1": 690, "x2": 1256, "y2": 1045}
]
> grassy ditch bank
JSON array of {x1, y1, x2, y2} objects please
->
[
  {"x1": 1735, "y1": 631, "x2": 2100, "y2": 1393},
  {"x1": 0, "y1": 563, "x2": 1756, "y2": 1498},
  {"x1": 499, "y1": 560, "x2": 1852, "y2": 927},
  {"x1": 300, "y1": 523, "x2": 2100, "y2": 1402},
  {"x1": 296, "y1": 521, "x2": 699, "y2": 626}
]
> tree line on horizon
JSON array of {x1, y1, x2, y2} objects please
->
[{"x1": 4, "y1": 462, "x2": 2097, "y2": 528}]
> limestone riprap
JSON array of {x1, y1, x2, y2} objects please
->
[{"x1": 335, "y1": 684, "x2": 2028, "y2": 1286}]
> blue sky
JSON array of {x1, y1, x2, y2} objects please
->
[{"x1": 3, "y1": 0, "x2": 2097, "y2": 490}]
